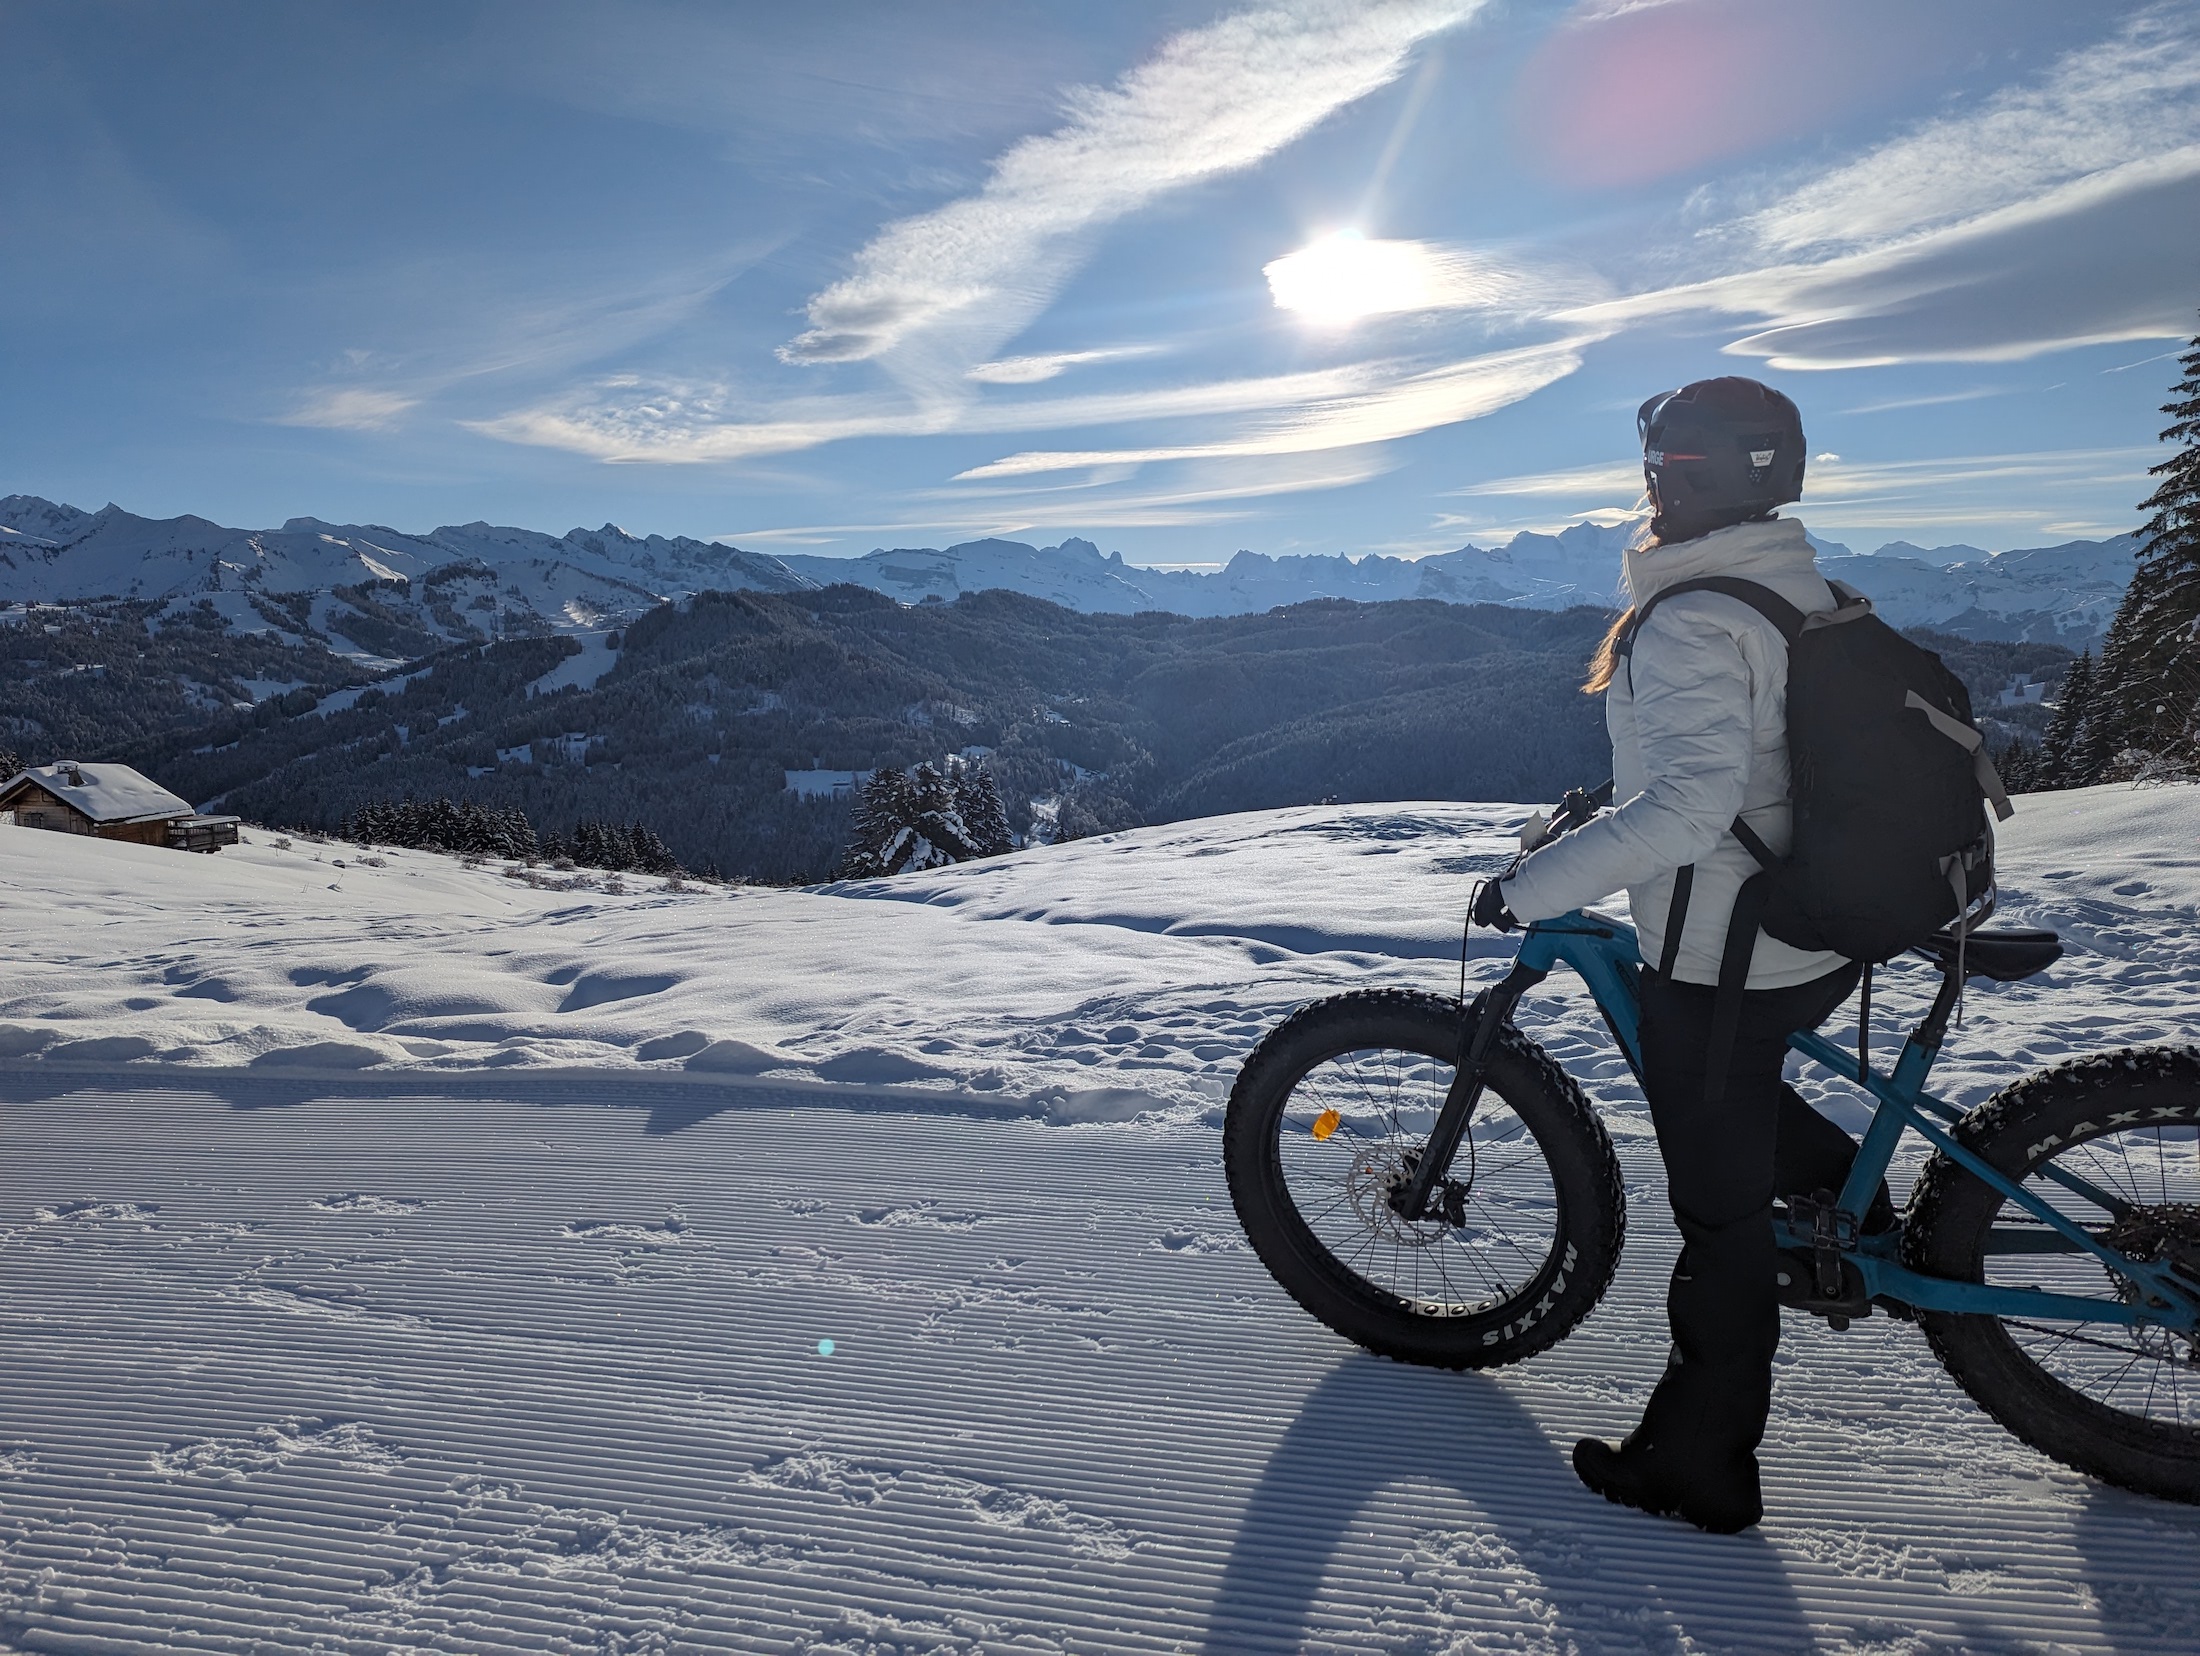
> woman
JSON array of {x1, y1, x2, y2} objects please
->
[{"x1": 1475, "y1": 376, "x2": 1875, "y2": 1534}]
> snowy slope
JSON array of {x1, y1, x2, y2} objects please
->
[
  {"x1": 0, "y1": 496, "x2": 816, "y2": 651},
  {"x1": 2, "y1": 788, "x2": 2197, "y2": 1651}
]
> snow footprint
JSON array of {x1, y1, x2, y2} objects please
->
[
  {"x1": 851, "y1": 1201, "x2": 986, "y2": 1231},
  {"x1": 312, "y1": 1193, "x2": 423, "y2": 1216},
  {"x1": 151, "y1": 1418, "x2": 404, "y2": 1481},
  {"x1": 745, "y1": 1449, "x2": 901, "y2": 1507},
  {"x1": 35, "y1": 1200, "x2": 158, "y2": 1226},
  {"x1": 562, "y1": 1212, "x2": 689, "y2": 1244}
]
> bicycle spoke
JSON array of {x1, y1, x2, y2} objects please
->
[
  {"x1": 1277, "y1": 1043, "x2": 1561, "y2": 1315},
  {"x1": 1984, "y1": 1115, "x2": 2200, "y2": 1432}
]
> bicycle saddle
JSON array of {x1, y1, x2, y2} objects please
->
[{"x1": 1917, "y1": 926, "x2": 2062, "y2": 982}]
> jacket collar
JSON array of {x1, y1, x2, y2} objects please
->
[{"x1": 1624, "y1": 515, "x2": 1818, "y2": 606}]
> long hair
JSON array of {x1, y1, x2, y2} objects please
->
[
  {"x1": 1583, "y1": 502, "x2": 1661, "y2": 694},
  {"x1": 1583, "y1": 608, "x2": 1634, "y2": 694}
]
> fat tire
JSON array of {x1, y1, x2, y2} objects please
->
[
  {"x1": 1224, "y1": 988, "x2": 1625, "y2": 1369},
  {"x1": 1905, "y1": 1044, "x2": 2200, "y2": 1503}
]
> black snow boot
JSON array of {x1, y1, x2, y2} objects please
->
[{"x1": 1572, "y1": 1433, "x2": 1763, "y2": 1534}]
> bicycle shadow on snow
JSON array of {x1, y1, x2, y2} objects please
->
[{"x1": 1204, "y1": 1353, "x2": 1819, "y2": 1655}]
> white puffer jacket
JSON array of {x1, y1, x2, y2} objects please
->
[{"x1": 1500, "y1": 515, "x2": 1850, "y2": 989}]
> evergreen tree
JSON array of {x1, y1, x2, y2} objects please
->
[
  {"x1": 1989, "y1": 734, "x2": 2037, "y2": 796},
  {"x1": 901, "y1": 761, "x2": 974, "y2": 871},
  {"x1": 840, "y1": 767, "x2": 913, "y2": 878},
  {"x1": 2093, "y1": 322, "x2": 2200, "y2": 779},
  {"x1": 952, "y1": 756, "x2": 1015, "y2": 856},
  {"x1": 0, "y1": 746, "x2": 19, "y2": 779},
  {"x1": 2035, "y1": 650, "x2": 2096, "y2": 790},
  {"x1": 839, "y1": 758, "x2": 1008, "y2": 876}
]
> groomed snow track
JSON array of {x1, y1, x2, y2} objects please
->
[{"x1": 5, "y1": 1067, "x2": 2196, "y2": 1654}]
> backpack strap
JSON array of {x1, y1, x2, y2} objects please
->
[
  {"x1": 1656, "y1": 863, "x2": 1694, "y2": 979},
  {"x1": 1703, "y1": 868, "x2": 1775, "y2": 1106},
  {"x1": 1618, "y1": 575, "x2": 1809, "y2": 660}
]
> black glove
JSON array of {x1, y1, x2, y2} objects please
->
[{"x1": 1471, "y1": 878, "x2": 1519, "y2": 933}]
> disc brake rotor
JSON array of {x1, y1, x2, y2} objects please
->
[{"x1": 1343, "y1": 1143, "x2": 1462, "y2": 1249}]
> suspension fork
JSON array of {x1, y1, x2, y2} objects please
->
[{"x1": 1392, "y1": 959, "x2": 1551, "y2": 1220}]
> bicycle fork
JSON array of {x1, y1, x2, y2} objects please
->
[{"x1": 1392, "y1": 960, "x2": 1551, "y2": 1222}]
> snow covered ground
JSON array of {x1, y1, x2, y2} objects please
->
[{"x1": 3, "y1": 786, "x2": 2198, "y2": 1651}]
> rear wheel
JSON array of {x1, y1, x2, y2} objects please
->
[
  {"x1": 1906, "y1": 1046, "x2": 2200, "y2": 1502},
  {"x1": 1223, "y1": 989, "x2": 1625, "y2": 1369}
]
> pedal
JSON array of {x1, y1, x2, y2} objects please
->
[
  {"x1": 1785, "y1": 1188, "x2": 1864, "y2": 1303},
  {"x1": 1775, "y1": 1247, "x2": 1871, "y2": 1326}
]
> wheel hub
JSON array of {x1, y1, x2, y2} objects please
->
[
  {"x1": 2102, "y1": 1202, "x2": 2200, "y2": 1286},
  {"x1": 1349, "y1": 1145, "x2": 1465, "y2": 1246}
]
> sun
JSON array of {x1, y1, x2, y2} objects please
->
[{"x1": 1265, "y1": 230, "x2": 1439, "y2": 325}]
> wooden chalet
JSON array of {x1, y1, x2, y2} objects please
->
[{"x1": 0, "y1": 761, "x2": 239, "y2": 852}]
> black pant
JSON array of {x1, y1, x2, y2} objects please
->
[{"x1": 1631, "y1": 960, "x2": 1864, "y2": 1467}]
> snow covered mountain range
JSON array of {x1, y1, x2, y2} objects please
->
[{"x1": 1, "y1": 493, "x2": 2139, "y2": 654}]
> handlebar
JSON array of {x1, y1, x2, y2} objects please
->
[{"x1": 1511, "y1": 779, "x2": 1613, "y2": 868}]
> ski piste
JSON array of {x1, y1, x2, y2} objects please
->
[{"x1": 3, "y1": 783, "x2": 2197, "y2": 1649}]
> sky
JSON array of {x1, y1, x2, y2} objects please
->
[{"x1": 6, "y1": 0, "x2": 2198, "y2": 563}]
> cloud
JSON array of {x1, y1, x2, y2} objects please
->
[
  {"x1": 1543, "y1": 10, "x2": 2200, "y2": 372},
  {"x1": 1433, "y1": 446, "x2": 2154, "y2": 549},
  {"x1": 1561, "y1": 146, "x2": 2200, "y2": 371},
  {"x1": 777, "y1": 0, "x2": 1484, "y2": 367},
  {"x1": 928, "y1": 447, "x2": 1399, "y2": 520},
  {"x1": 966, "y1": 345, "x2": 1162, "y2": 384},
  {"x1": 1750, "y1": 8, "x2": 2200, "y2": 254},
  {"x1": 278, "y1": 387, "x2": 419, "y2": 430},
  {"x1": 1443, "y1": 458, "x2": 1642, "y2": 498},
  {"x1": 952, "y1": 338, "x2": 1588, "y2": 478},
  {"x1": 469, "y1": 360, "x2": 1390, "y2": 464}
]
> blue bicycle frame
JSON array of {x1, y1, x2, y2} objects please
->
[{"x1": 1449, "y1": 909, "x2": 2200, "y2": 1333}]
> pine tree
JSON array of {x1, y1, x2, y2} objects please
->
[
  {"x1": 2092, "y1": 322, "x2": 2200, "y2": 779},
  {"x1": 1989, "y1": 734, "x2": 2037, "y2": 796},
  {"x1": 840, "y1": 767, "x2": 913, "y2": 878},
  {"x1": 627, "y1": 821, "x2": 682, "y2": 876},
  {"x1": 2068, "y1": 662, "x2": 2120, "y2": 789},
  {"x1": 0, "y1": 747, "x2": 19, "y2": 779},
  {"x1": 901, "y1": 761, "x2": 973, "y2": 871},
  {"x1": 2036, "y1": 651, "x2": 2096, "y2": 790},
  {"x1": 952, "y1": 756, "x2": 1015, "y2": 856}
]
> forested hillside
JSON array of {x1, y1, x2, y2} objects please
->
[
  {"x1": 82, "y1": 590, "x2": 1610, "y2": 879},
  {"x1": 0, "y1": 580, "x2": 2079, "y2": 883}
]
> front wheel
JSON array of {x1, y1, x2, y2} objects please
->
[
  {"x1": 1905, "y1": 1045, "x2": 2200, "y2": 1502},
  {"x1": 1223, "y1": 988, "x2": 1625, "y2": 1369}
]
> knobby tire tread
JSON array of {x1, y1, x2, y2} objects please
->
[
  {"x1": 1225, "y1": 988, "x2": 1626, "y2": 1371},
  {"x1": 1905, "y1": 1043, "x2": 2200, "y2": 1503}
]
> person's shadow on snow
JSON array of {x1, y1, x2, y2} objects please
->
[{"x1": 1203, "y1": 1353, "x2": 1818, "y2": 1655}]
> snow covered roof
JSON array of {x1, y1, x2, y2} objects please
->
[{"x1": 0, "y1": 761, "x2": 192, "y2": 823}]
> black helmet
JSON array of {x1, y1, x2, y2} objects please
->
[{"x1": 1636, "y1": 376, "x2": 1806, "y2": 544}]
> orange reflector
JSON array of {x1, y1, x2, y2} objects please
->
[{"x1": 1311, "y1": 1109, "x2": 1341, "y2": 1141}]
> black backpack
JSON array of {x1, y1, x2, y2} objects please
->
[{"x1": 1622, "y1": 576, "x2": 2012, "y2": 1097}]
